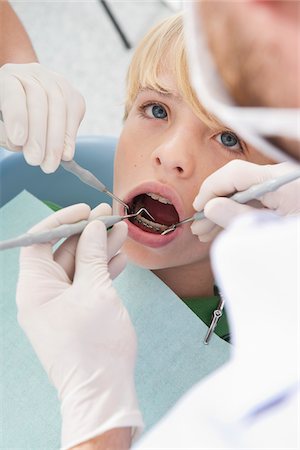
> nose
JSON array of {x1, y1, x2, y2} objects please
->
[{"x1": 151, "y1": 131, "x2": 196, "y2": 179}]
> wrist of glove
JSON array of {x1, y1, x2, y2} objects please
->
[
  {"x1": 16, "y1": 203, "x2": 143, "y2": 449},
  {"x1": 191, "y1": 161, "x2": 300, "y2": 242},
  {"x1": 0, "y1": 62, "x2": 85, "y2": 173}
]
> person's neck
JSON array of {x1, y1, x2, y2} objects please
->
[{"x1": 152, "y1": 259, "x2": 214, "y2": 298}]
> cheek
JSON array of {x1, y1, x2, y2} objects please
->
[
  {"x1": 115, "y1": 120, "x2": 150, "y2": 166},
  {"x1": 192, "y1": 151, "x2": 231, "y2": 190},
  {"x1": 246, "y1": 146, "x2": 275, "y2": 165},
  {"x1": 115, "y1": 130, "x2": 134, "y2": 167},
  {"x1": 114, "y1": 128, "x2": 138, "y2": 190},
  {"x1": 114, "y1": 122, "x2": 155, "y2": 194}
]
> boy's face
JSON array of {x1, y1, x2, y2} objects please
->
[{"x1": 114, "y1": 72, "x2": 270, "y2": 270}]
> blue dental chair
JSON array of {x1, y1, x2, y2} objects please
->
[{"x1": 0, "y1": 136, "x2": 117, "y2": 208}]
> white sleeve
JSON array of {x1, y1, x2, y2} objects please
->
[{"x1": 134, "y1": 213, "x2": 299, "y2": 450}]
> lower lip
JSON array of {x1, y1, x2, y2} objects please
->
[{"x1": 126, "y1": 219, "x2": 181, "y2": 248}]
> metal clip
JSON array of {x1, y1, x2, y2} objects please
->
[{"x1": 203, "y1": 296, "x2": 225, "y2": 345}]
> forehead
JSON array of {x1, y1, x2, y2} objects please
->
[
  {"x1": 138, "y1": 74, "x2": 182, "y2": 103},
  {"x1": 136, "y1": 69, "x2": 184, "y2": 102}
]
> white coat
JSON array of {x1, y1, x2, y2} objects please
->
[{"x1": 135, "y1": 212, "x2": 299, "y2": 449}]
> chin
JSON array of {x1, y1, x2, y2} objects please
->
[
  {"x1": 122, "y1": 237, "x2": 211, "y2": 271},
  {"x1": 123, "y1": 239, "x2": 170, "y2": 269}
]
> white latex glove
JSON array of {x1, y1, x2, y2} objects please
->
[
  {"x1": 0, "y1": 63, "x2": 85, "y2": 173},
  {"x1": 191, "y1": 161, "x2": 300, "y2": 242},
  {"x1": 54, "y1": 203, "x2": 125, "y2": 281},
  {"x1": 16, "y1": 203, "x2": 143, "y2": 449}
]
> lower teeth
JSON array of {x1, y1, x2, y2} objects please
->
[{"x1": 134, "y1": 215, "x2": 168, "y2": 232}]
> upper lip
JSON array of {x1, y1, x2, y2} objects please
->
[{"x1": 123, "y1": 181, "x2": 185, "y2": 222}]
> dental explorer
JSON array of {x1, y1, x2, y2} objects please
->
[
  {"x1": 161, "y1": 168, "x2": 300, "y2": 235},
  {"x1": 60, "y1": 160, "x2": 129, "y2": 211},
  {"x1": 0, "y1": 208, "x2": 154, "y2": 251}
]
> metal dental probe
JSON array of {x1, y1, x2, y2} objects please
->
[
  {"x1": 0, "y1": 208, "x2": 154, "y2": 251},
  {"x1": 60, "y1": 160, "x2": 129, "y2": 211},
  {"x1": 161, "y1": 169, "x2": 300, "y2": 235}
]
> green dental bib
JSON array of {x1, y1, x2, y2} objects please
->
[{"x1": 1, "y1": 191, "x2": 231, "y2": 448}]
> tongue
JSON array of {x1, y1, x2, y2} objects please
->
[{"x1": 134, "y1": 194, "x2": 179, "y2": 226}]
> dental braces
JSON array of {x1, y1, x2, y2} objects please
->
[{"x1": 134, "y1": 215, "x2": 168, "y2": 232}]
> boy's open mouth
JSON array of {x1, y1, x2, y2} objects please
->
[{"x1": 128, "y1": 193, "x2": 180, "y2": 234}]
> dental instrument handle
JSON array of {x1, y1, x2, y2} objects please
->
[
  {"x1": 228, "y1": 168, "x2": 300, "y2": 203},
  {"x1": 61, "y1": 160, "x2": 107, "y2": 192},
  {"x1": 0, "y1": 113, "x2": 106, "y2": 193},
  {"x1": 183, "y1": 169, "x2": 300, "y2": 226},
  {"x1": 61, "y1": 161, "x2": 129, "y2": 210},
  {"x1": 0, "y1": 215, "x2": 124, "y2": 251}
]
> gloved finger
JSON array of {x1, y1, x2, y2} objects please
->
[
  {"x1": 53, "y1": 235, "x2": 80, "y2": 281},
  {"x1": 196, "y1": 224, "x2": 222, "y2": 243},
  {"x1": 22, "y1": 78, "x2": 48, "y2": 166},
  {"x1": 190, "y1": 217, "x2": 215, "y2": 239},
  {"x1": 107, "y1": 222, "x2": 128, "y2": 261},
  {"x1": 0, "y1": 120, "x2": 21, "y2": 151},
  {"x1": 89, "y1": 203, "x2": 112, "y2": 220},
  {"x1": 40, "y1": 82, "x2": 66, "y2": 173},
  {"x1": 108, "y1": 252, "x2": 127, "y2": 280},
  {"x1": 204, "y1": 197, "x2": 255, "y2": 228},
  {"x1": 17, "y1": 256, "x2": 71, "y2": 312},
  {"x1": 74, "y1": 220, "x2": 110, "y2": 284},
  {"x1": 261, "y1": 176, "x2": 300, "y2": 214},
  {"x1": 54, "y1": 203, "x2": 112, "y2": 279},
  {"x1": 21, "y1": 203, "x2": 90, "y2": 260},
  {"x1": 59, "y1": 79, "x2": 86, "y2": 161},
  {"x1": 0, "y1": 74, "x2": 28, "y2": 146},
  {"x1": 193, "y1": 160, "x2": 274, "y2": 211}
]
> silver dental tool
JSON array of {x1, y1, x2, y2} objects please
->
[
  {"x1": 161, "y1": 169, "x2": 300, "y2": 235},
  {"x1": 0, "y1": 208, "x2": 154, "y2": 251},
  {"x1": 203, "y1": 297, "x2": 225, "y2": 345},
  {"x1": 60, "y1": 160, "x2": 129, "y2": 211}
]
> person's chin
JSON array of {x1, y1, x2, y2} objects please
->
[
  {"x1": 123, "y1": 240, "x2": 176, "y2": 270},
  {"x1": 123, "y1": 238, "x2": 210, "y2": 271}
]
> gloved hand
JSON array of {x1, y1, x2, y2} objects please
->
[
  {"x1": 0, "y1": 63, "x2": 85, "y2": 173},
  {"x1": 54, "y1": 202, "x2": 125, "y2": 281},
  {"x1": 191, "y1": 161, "x2": 300, "y2": 242},
  {"x1": 16, "y1": 203, "x2": 143, "y2": 449}
]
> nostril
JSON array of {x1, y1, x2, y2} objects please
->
[
  {"x1": 155, "y1": 157, "x2": 161, "y2": 165},
  {"x1": 177, "y1": 167, "x2": 183, "y2": 173}
]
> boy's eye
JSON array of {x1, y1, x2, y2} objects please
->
[
  {"x1": 143, "y1": 104, "x2": 168, "y2": 120},
  {"x1": 215, "y1": 131, "x2": 243, "y2": 152}
]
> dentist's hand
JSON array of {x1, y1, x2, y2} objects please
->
[
  {"x1": 0, "y1": 63, "x2": 85, "y2": 173},
  {"x1": 191, "y1": 161, "x2": 300, "y2": 242},
  {"x1": 16, "y1": 203, "x2": 143, "y2": 449}
]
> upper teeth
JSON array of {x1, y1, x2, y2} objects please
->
[{"x1": 146, "y1": 192, "x2": 172, "y2": 205}]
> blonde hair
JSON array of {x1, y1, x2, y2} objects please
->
[{"x1": 124, "y1": 12, "x2": 221, "y2": 128}]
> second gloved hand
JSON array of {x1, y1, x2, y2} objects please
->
[
  {"x1": 16, "y1": 204, "x2": 143, "y2": 449},
  {"x1": 0, "y1": 63, "x2": 85, "y2": 173},
  {"x1": 191, "y1": 160, "x2": 300, "y2": 242}
]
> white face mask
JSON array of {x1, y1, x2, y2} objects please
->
[{"x1": 183, "y1": 2, "x2": 300, "y2": 164}]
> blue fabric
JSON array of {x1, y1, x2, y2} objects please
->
[
  {"x1": 0, "y1": 136, "x2": 117, "y2": 208},
  {"x1": 114, "y1": 265, "x2": 231, "y2": 432},
  {"x1": 1, "y1": 191, "x2": 231, "y2": 448},
  {"x1": 0, "y1": 191, "x2": 61, "y2": 450}
]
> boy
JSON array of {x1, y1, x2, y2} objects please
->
[{"x1": 15, "y1": 13, "x2": 273, "y2": 450}]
